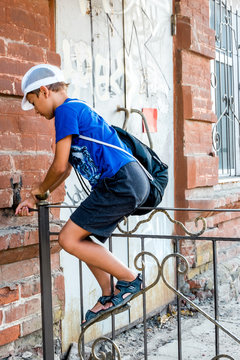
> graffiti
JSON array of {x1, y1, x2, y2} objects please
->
[
  {"x1": 61, "y1": 0, "x2": 172, "y2": 110},
  {"x1": 62, "y1": 184, "x2": 87, "y2": 215},
  {"x1": 78, "y1": 0, "x2": 135, "y2": 16}
]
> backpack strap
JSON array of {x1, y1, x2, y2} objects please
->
[
  {"x1": 79, "y1": 134, "x2": 153, "y2": 181},
  {"x1": 66, "y1": 99, "x2": 153, "y2": 181}
]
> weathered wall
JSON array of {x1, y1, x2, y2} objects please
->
[
  {"x1": 174, "y1": 0, "x2": 240, "y2": 280},
  {"x1": 56, "y1": 0, "x2": 175, "y2": 349},
  {"x1": 0, "y1": 0, "x2": 65, "y2": 357}
]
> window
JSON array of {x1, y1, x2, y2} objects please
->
[{"x1": 210, "y1": 0, "x2": 240, "y2": 176}]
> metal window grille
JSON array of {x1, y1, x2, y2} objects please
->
[{"x1": 210, "y1": 0, "x2": 240, "y2": 176}]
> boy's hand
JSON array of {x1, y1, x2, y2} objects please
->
[{"x1": 15, "y1": 196, "x2": 37, "y2": 216}]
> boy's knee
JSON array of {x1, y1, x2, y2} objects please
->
[
  {"x1": 58, "y1": 229, "x2": 73, "y2": 252},
  {"x1": 58, "y1": 230, "x2": 66, "y2": 250}
]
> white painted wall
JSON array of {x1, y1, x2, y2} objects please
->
[{"x1": 56, "y1": 0, "x2": 174, "y2": 349}]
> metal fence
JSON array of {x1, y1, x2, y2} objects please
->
[{"x1": 36, "y1": 203, "x2": 240, "y2": 360}]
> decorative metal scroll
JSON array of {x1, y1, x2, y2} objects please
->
[
  {"x1": 117, "y1": 209, "x2": 207, "y2": 237},
  {"x1": 78, "y1": 251, "x2": 161, "y2": 359},
  {"x1": 212, "y1": 95, "x2": 240, "y2": 152},
  {"x1": 78, "y1": 250, "x2": 239, "y2": 359},
  {"x1": 161, "y1": 253, "x2": 240, "y2": 346},
  {"x1": 211, "y1": 355, "x2": 235, "y2": 360},
  {"x1": 90, "y1": 337, "x2": 121, "y2": 360},
  {"x1": 215, "y1": 14, "x2": 239, "y2": 53}
]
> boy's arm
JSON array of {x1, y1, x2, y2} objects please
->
[
  {"x1": 32, "y1": 135, "x2": 72, "y2": 197},
  {"x1": 15, "y1": 135, "x2": 72, "y2": 215},
  {"x1": 48, "y1": 162, "x2": 72, "y2": 193}
]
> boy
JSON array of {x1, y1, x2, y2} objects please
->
[{"x1": 16, "y1": 64, "x2": 150, "y2": 326}]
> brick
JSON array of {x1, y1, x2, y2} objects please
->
[
  {"x1": 186, "y1": 155, "x2": 218, "y2": 188},
  {"x1": 51, "y1": 252, "x2": 60, "y2": 270},
  {"x1": 0, "y1": 244, "x2": 40, "y2": 265},
  {"x1": 21, "y1": 171, "x2": 44, "y2": 187},
  {"x1": 33, "y1": 13, "x2": 50, "y2": 35},
  {"x1": 0, "y1": 57, "x2": 33, "y2": 77},
  {"x1": 21, "y1": 314, "x2": 41, "y2": 337},
  {"x1": 177, "y1": 16, "x2": 192, "y2": 50},
  {"x1": 0, "y1": 97, "x2": 23, "y2": 115},
  {"x1": 21, "y1": 278, "x2": 40, "y2": 298},
  {"x1": 188, "y1": 278, "x2": 206, "y2": 290},
  {"x1": 0, "y1": 258, "x2": 40, "y2": 283},
  {"x1": 53, "y1": 274, "x2": 65, "y2": 305},
  {"x1": 0, "y1": 325, "x2": 20, "y2": 346},
  {"x1": 18, "y1": 115, "x2": 55, "y2": 135},
  {"x1": 23, "y1": 29, "x2": 49, "y2": 48},
  {"x1": 0, "y1": 114, "x2": 19, "y2": 132},
  {"x1": 0, "y1": 189, "x2": 13, "y2": 208},
  {"x1": 0, "y1": 231, "x2": 22, "y2": 251},
  {"x1": 0, "y1": 133, "x2": 21, "y2": 151},
  {"x1": 0, "y1": 155, "x2": 13, "y2": 172},
  {"x1": 37, "y1": 135, "x2": 53, "y2": 152},
  {"x1": 14, "y1": 154, "x2": 52, "y2": 171},
  {"x1": 7, "y1": 42, "x2": 45, "y2": 62},
  {"x1": 46, "y1": 51, "x2": 61, "y2": 67},
  {"x1": 184, "y1": 120, "x2": 213, "y2": 155},
  {"x1": 0, "y1": 286, "x2": 19, "y2": 306},
  {"x1": 0, "y1": 22, "x2": 24, "y2": 42},
  {"x1": 4, "y1": 297, "x2": 41, "y2": 323},
  {"x1": 0, "y1": 5, "x2": 6, "y2": 22},
  {"x1": 23, "y1": 229, "x2": 39, "y2": 246},
  {"x1": 13, "y1": 0, "x2": 50, "y2": 17},
  {"x1": 7, "y1": 7, "x2": 36, "y2": 31},
  {"x1": 0, "y1": 310, "x2": 2, "y2": 325},
  {"x1": 0, "y1": 76, "x2": 14, "y2": 95},
  {"x1": 0, "y1": 173, "x2": 12, "y2": 190},
  {"x1": 0, "y1": 39, "x2": 5, "y2": 56},
  {"x1": 181, "y1": 51, "x2": 210, "y2": 88},
  {"x1": 182, "y1": 86, "x2": 193, "y2": 119},
  {"x1": 21, "y1": 134, "x2": 37, "y2": 151}
]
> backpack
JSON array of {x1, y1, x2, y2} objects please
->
[
  {"x1": 77, "y1": 126, "x2": 168, "y2": 216},
  {"x1": 112, "y1": 126, "x2": 168, "y2": 215}
]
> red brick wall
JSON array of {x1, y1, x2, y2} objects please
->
[
  {"x1": 174, "y1": 0, "x2": 240, "y2": 273},
  {"x1": 0, "y1": 0, "x2": 65, "y2": 354}
]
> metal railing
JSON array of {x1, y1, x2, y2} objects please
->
[{"x1": 36, "y1": 203, "x2": 240, "y2": 359}]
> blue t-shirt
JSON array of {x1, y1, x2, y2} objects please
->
[{"x1": 54, "y1": 98, "x2": 135, "y2": 188}]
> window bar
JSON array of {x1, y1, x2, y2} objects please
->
[
  {"x1": 237, "y1": 11, "x2": 240, "y2": 122},
  {"x1": 176, "y1": 238, "x2": 182, "y2": 360},
  {"x1": 141, "y1": 237, "x2": 148, "y2": 360},
  {"x1": 214, "y1": 0, "x2": 217, "y2": 115},
  {"x1": 38, "y1": 204, "x2": 55, "y2": 360},
  {"x1": 225, "y1": 0, "x2": 231, "y2": 174},
  {"x1": 213, "y1": 240, "x2": 220, "y2": 355},
  {"x1": 236, "y1": 10, "x2": 240, "y2": 176},
  {"x1": 225, "y1": 0, "x2": 230, "y2": 175},
  {"x1": 219, "y1": 2, "x2": 224, "y2": 172},
  {"x1": 79, "y1": 259, "x2": 85, "y2": 357},
  {"x1": 230, "y1": 5, "x2": 236, "y2": 175}
]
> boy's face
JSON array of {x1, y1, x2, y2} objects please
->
[{"x1": 27, "y1": 88, "x2": 55, "y2": 120}]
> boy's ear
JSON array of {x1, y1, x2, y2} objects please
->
[{"x1": 39, "y1": 86, "x2": 50, "y2": 97}]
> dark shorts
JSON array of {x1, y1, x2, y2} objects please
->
[{"x1": 70, "y1": 161, "x2": 150, "y2": 243}]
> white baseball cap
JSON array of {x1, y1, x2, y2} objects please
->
[{"x1": 21, "y1": 64, "x2": 65, "y2": 110}]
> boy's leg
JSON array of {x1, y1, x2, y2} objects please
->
[
  {"x1": 59, "y1": 219, "x2": 136, "y2": 315},
  {"x1": 59, "y1": 219, "x2": 136, "y2": 282}
]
